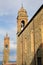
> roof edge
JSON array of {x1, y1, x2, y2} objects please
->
[{"x1": 18, "y1": 4, "x2": 43, "y2": 37}]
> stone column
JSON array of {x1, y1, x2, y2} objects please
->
[
  {"x1": 41, "y1": 23, "x2": 43, "y2": 65},
  {"x1": 31, "y1": 30, "x2": 34, "y2": 53}
]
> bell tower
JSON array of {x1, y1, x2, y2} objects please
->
[
  {"x1": 3, "y1": 34, "x2": 10, "y2": 65},
  {"x1": 17, "y1": 6, "x2": 28, "y2": 34}
]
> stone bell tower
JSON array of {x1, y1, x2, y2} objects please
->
[
  {"x1": 17, "y1": 5, "x2": 28, "y2": 34},
  {"x1": 3, "y1": 34, "x2": 10, "y2": 65},
  {"x1": 17, "y1": 5, "x2": 28, "y2": 65}
]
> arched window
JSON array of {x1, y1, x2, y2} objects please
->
[
  {"x1": 21, "y1": 20, "x2": 25, "y2": 30},
  {"x1": 5, "y1": 44, "x2": 8, "y2": 49},
  {"x1": 37, "y1": 48, "x2": 42, "y2": 65}
]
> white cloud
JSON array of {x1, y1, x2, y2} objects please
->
[
  {"x1": 0, "y1": 0, "x2": 42, "y2": 22},
  {"x1": 0, "y1": 12, "x2": 9, "y2": 16},
  {"x1": 10, "y1": 41, "x2": 17, "y2": 50},
  {"x1": 0, "y1": 0, "x2": 21, "y2": 16},
  {"x1": 0, "y1": 26, "x2": 17, "y2": 50},
  {"x1": 0, "y1": 41, "x2": 4, "y2": 51},
  {"x1": 9, "y1": 55, "x2": 16, "y2": 61},
  {"x1": 0, "y1": 25, "x2": 17, "y2": 37}
]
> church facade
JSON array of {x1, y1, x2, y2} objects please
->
[{"x1": 17, "y1": 5, "x2": 43, "y2": 65}]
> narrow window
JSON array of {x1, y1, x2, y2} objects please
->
[
  {"x1": 5, "y1": 44, "x2": 8, "y2": 49},
  {"x1": 37, "y1": 48, "x2": 42, "y2": 65},
  {"x1": 21, "y1": 20, "x2": 25, "y2": 30}
]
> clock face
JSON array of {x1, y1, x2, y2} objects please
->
[{"x1": 5, "y1": 45, "x2": 8, "y2": 49}]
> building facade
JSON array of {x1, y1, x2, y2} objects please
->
[
  {"x1": 3, "y1": 34, "x2": 10, "y2": 65},
  {"x1": 17, "y1": 5, "x2": 43, "y2": 65},
  {"x1": 17, "y1": 6, "x2": 28, "y2": 65}
]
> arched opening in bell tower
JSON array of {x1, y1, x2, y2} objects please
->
[{"x1": 21, "y1": 20, "x2": 25, "y2": 30}]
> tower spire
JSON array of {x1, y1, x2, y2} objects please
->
[
  {"x1": 21, "y1": 3, "x2": 23, "y2": 8},
  {"x1": 6, "y1": 33, "x2": 8, "y2": 37}
]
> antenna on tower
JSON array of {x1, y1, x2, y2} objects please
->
[
  {"x1": 6, "y1": 33, "x2": 8, "y2": 37},
  {"x1": 22, "y1": 3, "x2": 23, "y2": 8}
]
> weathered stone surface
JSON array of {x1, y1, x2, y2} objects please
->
[
  {"x1": 3, "y1": 34, "x2": 10, "y2": 65},
  {"x1": 17, "y1": 5, "x2": 43, "y2": 65}
]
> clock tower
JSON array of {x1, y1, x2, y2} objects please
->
[{"x1": 3, "y1": 34, "x2": 10, "y2": 65}]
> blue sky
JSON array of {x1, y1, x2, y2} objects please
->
[{"x1": 0, "y1": 0, "x2": 43, "y2": 61}]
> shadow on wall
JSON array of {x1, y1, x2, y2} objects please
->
[{"x1": 30, "y1": 44, "x2": 42, "y2": 65}]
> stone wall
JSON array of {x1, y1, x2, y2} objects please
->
[{"x1": 17, "y1": 7, "x2": 43, "y2": 65}]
